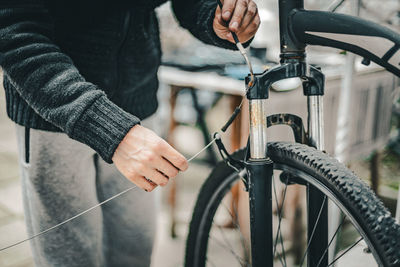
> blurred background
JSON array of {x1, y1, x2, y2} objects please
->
[{"x1": 0, "y1": 0, "x2": 399, "y2": 266}]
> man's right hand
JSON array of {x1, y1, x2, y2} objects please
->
[{"x1": 112, "y1": 125, "x2": 188, "y2": 192}]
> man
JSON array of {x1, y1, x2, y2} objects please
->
[{"x1": 0, "y1": 0, "x2": 260, "y2": 266}]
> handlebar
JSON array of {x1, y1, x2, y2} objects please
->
[{"x1": 290, "y1": 10, "x2": 400, "y2": 77}]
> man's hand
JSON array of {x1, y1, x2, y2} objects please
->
[
  {"x1": 112, "y1": 125, "x2": 188, "y2": 192},
  {"x1": 213, "y1": 0, "x2": 260, "y2": 43}
]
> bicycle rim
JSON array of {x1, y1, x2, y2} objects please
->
[{"x1": 185, "y1": 143, "x2": 400, "y2": 267}]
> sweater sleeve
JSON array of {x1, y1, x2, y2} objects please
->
[
  {"x1": 0, "y1": 0, "x2": 140, "y2": 163},
  {"x1": 171, "y1": 0, "x2": 252, "y2": 50}
]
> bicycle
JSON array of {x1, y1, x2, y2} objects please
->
[{"x1": 184, "y1": 0, "x2": 400, "y2": 266}]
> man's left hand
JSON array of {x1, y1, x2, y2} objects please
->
[{"x1": 213, "y1": 0, "x2": 260, "y2": 44}]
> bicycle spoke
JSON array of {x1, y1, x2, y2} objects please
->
[
  {"x1": 299, "y1": 195, "x2": 327, "y2": 267},
  {"x1": 329, "y1": 0, "x2": 347, "y2": 12},
  {"x1": 272, "y1": 175, "x2": 288, "y2": 267},
  {"x1": 223, "y1": 194, "x2": 251, "y2": 262},
  {"x1": 209, "y1": 233, "x2": 246, "y2": 266},
  {"x1": 210, "y1": 217, "x2": 247, "y2": 266},
  {"x1": 327, "y1": 237, "x2": 364, "y2": 267},
  {"x1": 316, "y1": 214, "x2": 347, "y2": 267},
  {"x1": 272, "y1": 175, "x2": 289, "y2": 257}
]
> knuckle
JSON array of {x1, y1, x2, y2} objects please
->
[
  {"x1": 177, "y1": 158, "x2": 188, "y2": 170},
  {"x1": 247, "y1": 4, "x2": 257, "y2": 16},
  {"x1": 125, "y1": 167, "x2": 136, "y2": 176},
  {"x1": 232, "y1": 13, "x2": 242, "y2": 20},
  {"x1": 239, "y1": 0, "x2": 248, "y2": 8},
  {"x1": 153, "y1": 140, "x2": 165, "y2": 150},
  {"x1": 145, "y1": 152, "x2": 156, "y2": 162},
  {"x1": 250, "y1": 21, "x2": 257, "y2": 30},
  {"x1": 171, "y1": 168, "x2": 179, "y2": 177},
  {"x1": 176, "y1": 157, "x2": 185, "y2": 166},
  {"x1": 157, "y1": 176, "x2": 169, "y2": 186},
  {"x1": 167, "y1": 168, "x2": 178, "y2": 178},
  {"x1": 231, "y1": 16, "x2": 243, "y2": 26},
  {"x1": 161, "y1": 175, "x2": 169, "y2": 184},
  {"x1": 146, "y1": 185, "x2": 156, "y2": 192},
  {"x1": 225, "y1": 5, "x2": 234, "y2": 12},
  {"x1": 247, "y1": 8, "x2": 255, "y2": 16},
  {"x1": 224, "y1": 0, "x2": 235, "y2": 10},
  {"x1": 128, "y1": 173, "x2": 139, "y2": 182},
  {"x1": 136, "y1": 163, "x2": 146, "y2": 173},
  {"x1": 249, "y1": 17, "x2": 260, "y2": 31}
]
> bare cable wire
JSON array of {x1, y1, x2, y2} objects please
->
[{"x1": 0, "y1": 185, "x2": 137, "y2": 252}]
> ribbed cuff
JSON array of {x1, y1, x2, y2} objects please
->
[{"x1": 71, "y1": 95, "x2": 140, "y2": 163}]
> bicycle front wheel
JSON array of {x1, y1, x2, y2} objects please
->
[{"x1": 185, "y1": 142, "x2": 400, "y2": 267}]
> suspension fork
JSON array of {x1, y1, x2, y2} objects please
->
[
  {"x1": 244, "y1": 60, "x2": 304, "y2": 266},
  {"x1": 245, "y1": 61, "x2": 327, "y2": 266},
  {"x1": 244, "y1": 57, "x2": 306, "y2": 266}
]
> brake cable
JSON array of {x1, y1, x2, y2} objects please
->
[{"x1": 217, "y1": 0, "x2": 255, "y2": 86}]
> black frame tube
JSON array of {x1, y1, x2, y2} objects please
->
[
  {"x1": 246, "y1": 159, "x2": 274, "y2": 267},
  {"x1": 278, "y1": 0, "x2": 306, "y2": 57},
  {"x1": 290, "y1": 10, "x2": 400, "y2": 77},
  {"x1": 307, "y1": 186, "x2": 329, "y2": 267}
]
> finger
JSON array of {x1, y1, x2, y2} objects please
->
[
  {"x1": 215, "y1": 3, "x2": 227, "y2": 26},
  {"x1": 143, "y1": 168, "x2": 169, "y2": 187},
  {"x1": 152, "y1": 157, "x2": 179, "y2": 179},
  {"x1": 129, "y1": 175, "x2": 157, "y2": 192},
  {"x1": 221, "y1": 0, "x2": 237, "y2": 21},
  {"x1": 225, "y1": 32, "x2": 235, "y2": 43},
  {"x1": 238, "y1": 1, "x2": 257, "y2": 30},
  {"x1": 157, "y1": 141, "x2": 188, "y2": 171},
  {"x1": 229, "y1": 0, "x2": 249, "y2": 32},
  {"x1": 162, "y1": 147, "x2": 188, "y2": 171},
  {"x1": 236, "y1": 13, "x2": 260, "y2": 42}
]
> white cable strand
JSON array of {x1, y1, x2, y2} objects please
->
[
  {"x1": 0, "y1": 185, "x2": 137, "y2": 252},
  {"x1": 187, "y1": 137, "x2": 218, "y2": 163}
]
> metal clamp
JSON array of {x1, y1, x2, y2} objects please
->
[{"x1": 214, "y1": 133, "x2": 248, "y2": 189}]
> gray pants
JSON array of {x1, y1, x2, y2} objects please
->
[{"x1": 16, "y1": 121, "x2": 158, "y2": 267}]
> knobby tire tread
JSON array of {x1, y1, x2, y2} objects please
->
[{"x1": 185, "y1": 142, "x2": 400, "y2": 267}]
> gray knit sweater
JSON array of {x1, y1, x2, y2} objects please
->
[{"x1": 0, "y1": 0, "x2": 239, "y2": 163}]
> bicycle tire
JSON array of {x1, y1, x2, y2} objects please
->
[{"x1": 185, "y1": 142, "x2": 400, "y2": 267}]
